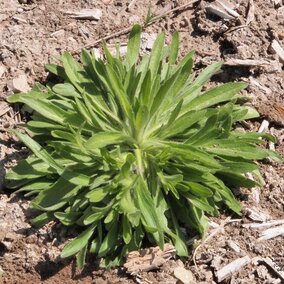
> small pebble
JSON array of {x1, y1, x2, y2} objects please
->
[{"x1": 7, "y1": 74, "x2": 30, "y2": 93}]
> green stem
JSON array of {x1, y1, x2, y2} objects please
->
[{"x1": 134, "y1": 148, "x2": 144, "y2": 176}]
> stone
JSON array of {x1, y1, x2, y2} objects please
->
[{"x1": 8, "y1": 74, "x2": 30, "y2": 93}]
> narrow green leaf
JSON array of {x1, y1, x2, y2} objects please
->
[
  {"x1": 14, "y1": 97, "x2": 66, "y2": 124},
  {"x1": 14, "y1": 131, "x2": 63, "y2": 173},
  {"x1": 148, "y1": 32, "x2": 165, "y2": 80},
  {"x1": 53, "y1": 83, "x2": 80, "y2": 98},
  {"x1": 166, "y1": 99, "x2": 183, "y2": 127},
  {"x1": 98, "y1": 221, "x2": 118, "y2": 257},
  {"x1": 186, "y1": 82, "x2": 247, "y2": 112},
  {"x1": 54, "y1": 211, "x2": 81, "y2": 226},
  {"x1": 61, "y1": 51, "x2": 84, "y2": 93},
  {"x1": 125, "y1": 24, "x2": 142, "y2": 69},
  {"x1": 76, "y1": 244, "x2": 88, "y2": 269},
  {"x1": 135, "y1": 177, "x2": 164, "y2": 248},
  {"x1": 61, "y1": 223, "x2": 96, "y2": 258},
  {"x1": 122, "y1": 216, "x2": 132, "y2": 244},
  {"x1": 168, "y1": 32, "x2": 179, "y2": 65},
  {"x1": 140, "y1": 70, "x2": 152, "y2": 106},
  {"x1": 6, "y1": 159, "x2": 53, "y2": 181},
  {"x1": 183, "y1": 182, "x2": 213, "y2": 197},
  {"x1": 204, "y1": 142, "x2": 272, "y2": 160},
  {"x1": 31, "y1": 177, "x2": 81, "y2": 211},
  {"x1": 16, "y1": 180, "x2": 53, "y2": 193},
  {"x1": 86, "y1": 187, "x2": 108, "y2": 203},
  {"x1": 193, "y1": 61, "x2": 223, "y2": 87},
  {"x1": 45, "y1": 64, "x2": 67, "y2": 79},
  {"x1": 85, "y1": 132, "x2": 128, "y2": 150},
  {"x1": 61, "y1": 169, "x2": 91, "y2": 186},
  {"x1": 30, "y1": 212, "x2": 54, "y2": 228}
]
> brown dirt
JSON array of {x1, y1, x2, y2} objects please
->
[{"x1": 0, "y1": 0, "x2": 284, "y2": 283}]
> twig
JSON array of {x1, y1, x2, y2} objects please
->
[
  {"x1": 82, "y1": 26, "x2": 134, "y2": 50},
  {"x1": 257, "y1": 225, "x2": 284, "y2": 241},
  {"x1": 224, "y1": 24, "x2": 248, "y2": 35},
  {"x1": 246, "y1": 0, "x2": 255, "y2": 25},
  {"x1": 242, "y1": 219, "x2": 284, "y2": 229},
  {"x1": 216, "y1": 256, "x2": 251, "y2": 282},
  {"x1": 148, "y1": 0, "x2": 200, "y2": 23},
  {"x1": 73, "y1": 0, "x2": 200, "y2": 53}
]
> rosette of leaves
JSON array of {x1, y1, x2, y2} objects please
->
[{"x1": 6, "y1": 25, "x2": 281, "y2": 267}]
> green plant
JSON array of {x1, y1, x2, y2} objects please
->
[{"x1": 6, "y1": 25, "x2": 281, "y2": 267}]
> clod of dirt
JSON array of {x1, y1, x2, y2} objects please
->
[{"x1": 173, "y1": 266, "x2": 196, "y2": 284}]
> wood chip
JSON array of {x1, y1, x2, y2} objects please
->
[
  {"x1": 215, "y1": 256, "x2": 251, "y2": 282},
  {"x1": 271, "y1": 39, "x2": 284, "y2": 63},
  {"x1": 226, "y1": 240, "x2": 241, "y2": 253},
  {"x1": 225, "y1": 58, "x2": 282, "y2": 72},
  {"x1": 269, "y1": 140, "x2": 276, "y2": 151},
  {"x1": 242, "y1": 219, "x2": 284, "y2": 229},
  {"x1": 258, "y1": 119, "x2": 269, "y2": 133},
  {"x1": 0, "y1": 102, "x2": 10, "y2": 117},
  {"x1": 124, "y1": 243, "x2": 176, "y2": 275},
  {"x1": 257, "y1": 225, "x2": 284, "y2": 241},
  {"x1": 246, "y1": 208, "x2": 269, "y2": 222},
  {"x1": 206, "y1": 0, "x2": 240, "y2": 20},
  {"x1": 65, "y1": 9, "x2": 102, "y2": 21},
  {"x1": 254, "y1": 257, "x2": 284, "y2": 281},
  {"x1": 173, "y1": 266, "x2": 196, "y2": 284},
  {"x1": 225, "y1": 58, "x2": 271, "y2": 66},
  {"x1": 246, "y1": 0, "x2": 255, "y2": 25},
  {"x1": 0, "y1": 65, "x2": 6, "y2": 78}
]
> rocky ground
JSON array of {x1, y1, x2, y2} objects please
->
[{"x1": 0, "y1": 0, "x2": 284, "y2": 283}]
